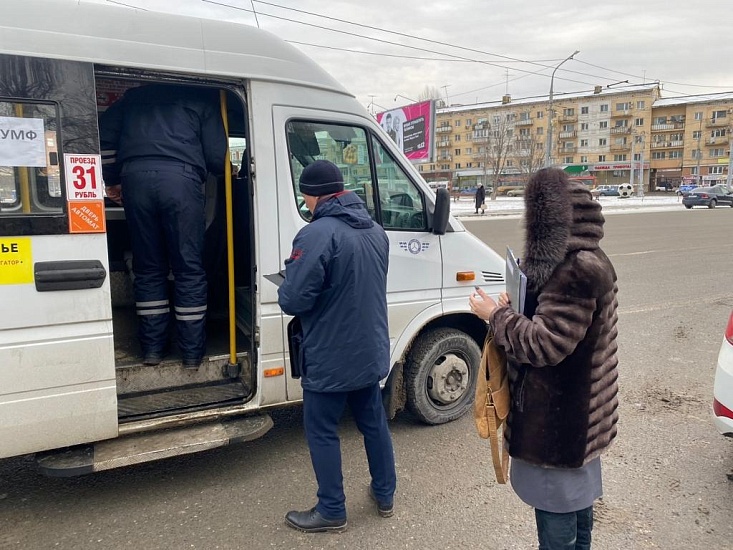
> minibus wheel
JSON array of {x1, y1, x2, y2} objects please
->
[{"x1": 405, "y1": 328, "x2": 481, "y2": 425}]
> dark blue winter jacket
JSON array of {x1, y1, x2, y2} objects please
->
[
  {"x1": 99, "y1": 84, "x2": 226, "y2": 184},
  {"x1": 278, "y1": 191, "x2": 390, "y2": 393}
]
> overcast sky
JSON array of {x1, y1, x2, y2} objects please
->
[{"x1": 87, "y1": 0, "x2": 732, "y2": 113}]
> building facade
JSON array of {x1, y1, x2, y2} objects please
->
[{"x1": 416, "y1": 85, "x2": 732, "y2": 191}]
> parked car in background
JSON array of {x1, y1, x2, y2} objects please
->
[
  {"x1": 713, "y1": 310, "x2": 733, "y2": 436},
  {"x1": 595, "y1": 185, "x2": 620, "y2": 197},
  {"x1": 676, "y1": 184, "x2": 698, "y2": 197},
  {"x1": 496, "y1": 184, "x2": 524, "y2": 196},
  {"x1": 682, "y1": 186, "x2": 733, "y2": 209},
  {"x1": 506, "y1": 188, "x2": 525, "y2": 197}
]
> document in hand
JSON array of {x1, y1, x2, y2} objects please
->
[
  {"x1": 505, "y1": 247, "x2": 527, "y2": 314},
  {"x1": 264, "y1": 271, "x2": 286, "y2": 287}
]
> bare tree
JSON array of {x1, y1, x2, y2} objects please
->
[
  {"x1": 417, "y1": 86, "x2": 445, "y2": 107},
  {"x1": 515, "y1": 134, "x2": 545, "y2": 178},
  {"x1": 475, "y1": 115, "x2": 514, "y2": 200}
]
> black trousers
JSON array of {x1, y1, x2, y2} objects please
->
[
  {"x1": 122, "y1": 159, "x2": 207, "y2": 361},
  {"x1": 303, "y1": 383, "x2": 397, "y2": 519}
]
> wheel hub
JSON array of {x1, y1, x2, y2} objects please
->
[{"x1": 427, "y1": 353, "x2": 469, "y2": 405}]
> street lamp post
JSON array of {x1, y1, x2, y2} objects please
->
[
  {"x1": 695, "y1": 117, "x2": 702, "y2": 184},
  {"x1": 544, "y1": 50, "x2": 580, "y2": 168},
  {"x1": 394, "y1": 94, "x2": 417, "y2": 104}
]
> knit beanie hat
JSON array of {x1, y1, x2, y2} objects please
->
[{"x1": 299, "y1": 160, "x2": 345, "y2": 196}]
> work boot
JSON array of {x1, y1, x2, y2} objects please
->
[
  {"x1": 369, "y1": 486, "x2": 394, "y2": 518},
  {"x1": 182, "y1": 357, "x2": 202, "y2": 369},
  {"x1": 143, "y1": 352, "x2": 164, "y2": 366},
  {"x1": 284, "y1": 507, "x2": 347, "y2": 533}
]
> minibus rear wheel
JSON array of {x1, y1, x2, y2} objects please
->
[{"x1": 405, "y1": 328, "x2": 481, "y2": 425}]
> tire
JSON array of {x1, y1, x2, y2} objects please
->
[
  {"x1": 685, "y1": 205, "x2": 692, "y2": 209},
  {"x1": 708, "y1": 200, "x2": 716, "y2": 209},
  {"x1": 405, "y1": 328, "x2": 481, "y2": 425}
]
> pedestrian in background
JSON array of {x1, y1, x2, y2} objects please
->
[
  {"x1": 278, "y1": 160, "x2": 397, "y2": 533},
  {"x1": 469, "y1": 168, "x2": 619, "y2": 550},
  {"x1": 100, "y1": 83, "x2": 227, "y2": 369},
  {"x1": 475, "y1": 182, "x2": 486, "y2": 214}
]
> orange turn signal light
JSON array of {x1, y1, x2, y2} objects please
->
[
  {"x1": 264, "y1": 367, "x2": 285, "y2": 378},
  {"x1": 456, "y1": 271, "x2": 476, "y2": 282}
]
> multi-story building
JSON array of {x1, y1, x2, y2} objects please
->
[
  {"x1": 651, "y1": 93, "x2": 733, "y2": 187},
  {"x1": 416, "y1": 85, "x2": 733, "y2": 190}
]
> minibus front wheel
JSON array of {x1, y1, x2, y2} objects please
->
[{"x1": 404, "y1": 327, "x2": 481, "y2": 425}]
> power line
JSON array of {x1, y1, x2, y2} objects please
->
[
  {"x1": 287, "y1": 40, "x2": 474, "y2": 62},
  {"x1": 201, "y1": 0, "x2": 600, "y2": 89},
  {"x1": 451, "y1": 69, "x2": 551, "y2": 100},
  {"x1": 289, "y1": 40, "x2": 565, "y2": 65},
  {"x1": 576, "y1": 59, "x2": 732, "y2": 90},
  {"x1": 250, "y1": 0, "x2": 677, "y2": 88}
]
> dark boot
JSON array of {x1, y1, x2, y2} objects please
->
[{"x1": 284, "y1": 507, "x2": 347, "y2": 533}]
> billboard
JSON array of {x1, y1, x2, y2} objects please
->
[{"x1": 376, "y1": 100, "x2": 435, "y2": 162}]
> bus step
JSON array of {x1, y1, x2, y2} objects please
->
[
  {"x1": 36, "y1": 413, "x2": 274, "y2": 477},
  {"x1": 117, "y1": 380, "x2": 248, "y2": 421}
]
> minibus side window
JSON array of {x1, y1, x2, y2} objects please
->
[
  {"x1": 286, "y1": 121, "x2": 376, "y2": 222},
  {"x1": 370, "y1": 136, "x2": 426, "y2": 231},
  {"x1": 0, "y1": 100, "x2": 63, "y2": 215}
]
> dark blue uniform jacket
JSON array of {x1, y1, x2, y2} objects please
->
[
  {"x1": 278, "y1": 191, "x2": 390, "y2": 393},
  {"x1": 99, "y1": 84, "x2": 226, "y2": 184}
]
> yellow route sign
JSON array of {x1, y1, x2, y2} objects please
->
[{"x1": 0, "y1": 237, "x2": 33, "y2": 285}]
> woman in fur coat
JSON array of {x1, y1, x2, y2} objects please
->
[{"x1": 469, "y1": 168, "x2": 619, "y2": 550}]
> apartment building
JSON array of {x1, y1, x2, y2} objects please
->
[
  {"x1": 415, "y1": 85, "x2": 733, "y2": 190},
  {"x1": 652, "y1": 93, "x2": 733, "y2": 187}
]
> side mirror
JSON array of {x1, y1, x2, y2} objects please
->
[{"x1": 432, "y1": 188, "x2": 450, "y2": 235}]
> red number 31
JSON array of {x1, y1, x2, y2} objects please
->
[{"x1": 72, "y1": 165, "x2": 97, "y2": 190}]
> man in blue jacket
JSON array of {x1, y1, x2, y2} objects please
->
[
  {"x1": 100, "y1": 84, "x2": 226, "y2": 369},
  {"x1": 278, "y1": 160, "x2": 397, "y2": 533}
]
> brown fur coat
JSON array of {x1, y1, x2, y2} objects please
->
[{"x1": 489, "y1": 168, "x2": 619, "y2": 469}]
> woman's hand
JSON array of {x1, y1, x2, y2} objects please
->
[
  {"x1": 469, "y1": 287, "x2": 499, "y2": 321},
  {"x1": 498, "y1": 291, "x2": 511, "y2": 308}
]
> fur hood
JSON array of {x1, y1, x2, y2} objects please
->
[{"x1": 522, "y1": 169, "x2": 605, "y2": 292}]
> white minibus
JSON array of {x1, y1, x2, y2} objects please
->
[{"x1": 0, "y1": 0, "x2": 504, "y2": 475}]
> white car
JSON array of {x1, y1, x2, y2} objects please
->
[{"x1": 712, "y1": 310, "x2": 733, "y2": 436}]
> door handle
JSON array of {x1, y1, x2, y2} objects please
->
[{"x1": 34, "y1": 260, "x2": 107, "y2": 292}]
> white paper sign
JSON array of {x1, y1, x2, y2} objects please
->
[
  {"x1": 0, "y1": 116, "x2": 46, "y2": 167},
  {"x1": 64, "y1": 154, "x2": 104, "y2": 201}
]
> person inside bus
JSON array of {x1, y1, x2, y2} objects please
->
[{"x1": 99, "y1": 83, "x2": 227, "y2": 369}]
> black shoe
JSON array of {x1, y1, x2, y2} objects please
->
[
  {"x1": 369, "y1": 486, "x2": 394, "y2": 518},
  {"x1": 182, "y1": 358, "x2": 202, "y2": 369},
  {"x1": 142, "y1": 353, "x2": 164, "y2": 366},
  {"x1": 284, "y1": 507, "x2": 347, "y2": 533}
]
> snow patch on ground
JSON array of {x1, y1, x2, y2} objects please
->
[{"x1": 450, "y1": 194, "x2": 684, "y2": 220}]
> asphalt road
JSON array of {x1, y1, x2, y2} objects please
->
[{"x1": 2, "y1": 209, "x2": 733, "y2": 550}]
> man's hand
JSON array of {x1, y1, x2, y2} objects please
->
[{"x1": 105, "y1": 184, "x2": 123, "y2": 205}]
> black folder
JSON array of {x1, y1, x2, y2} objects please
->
[{"x1": 287, "y1": 317, "x2": 303, "y2": 379}]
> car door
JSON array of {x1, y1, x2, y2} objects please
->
[
  {"x1": 0, "y1": 55, "x2": 117, "y2": 458},
  {"x1": 273, "y1": 109, "x2": 442, "y2": 401},
  {"x1": 719, "y1": 188, "x2": 733, "y2": 206}
]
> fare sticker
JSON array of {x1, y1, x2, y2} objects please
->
[
  {"x1": 0, "y1": 237, "x2": 33, "y2": 285},
  {"x1": 64, "y1": 154, "x2": 104, "y2": 201}
]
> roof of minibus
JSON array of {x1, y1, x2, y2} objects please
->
[{"x1": 1, "y1": 0, "x2": 353, "y2": 96}]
